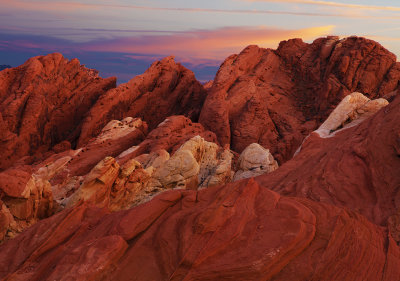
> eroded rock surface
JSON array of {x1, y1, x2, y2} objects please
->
[
  {"x1": 116, "y1": 115, "x2": 218, "y2": 164},
  {"x1": 1, "y1": 36, "x2": 400, "y2": 280},
  {"x1": 78, "y1": 56, "x2": 207, "y2": 146},
  {"x1": 233, "y1": 143, "x2": 278, "y2": 181},
  {"x1": 256, "y1": 94, "x2": 400, "y2": 230},
  {"x1": 199, "y1": 36, "x2": 400, "y2": 164},
  {"x1": 0, "y1": 53, "x2": 116, "y2": 170},
  {"x1": 61, "y1": 136, "x2": 233, "y2": 212},
  {"x1": 315, "y1": 92, "x2": 388, "y2": 137},
  {"x1": 1, "y1": 179, "x2": 399, "y2": 281}
]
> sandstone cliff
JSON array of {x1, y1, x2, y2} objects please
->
[{"x1": 199, "y1": 36, "x2": 400, "y2": 163}]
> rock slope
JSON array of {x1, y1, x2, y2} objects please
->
[
  {"x1": 256, "y1": 93, "x2": 400, "y2": 235},
  {"x1": 0, "y1": 179, "x2": 399, "y2": 280}
]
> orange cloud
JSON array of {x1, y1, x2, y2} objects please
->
[
  {"x1": 82, "y1": 25, "x2": 335, "y2": 63},
  {"x1": 247, "y1": 0, "x2": 400, "y2": 12}
]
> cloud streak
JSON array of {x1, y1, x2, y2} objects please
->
[
  {"x1": 0, "y1": 0, "x2": 392, "y2": 18},
  {"x1": 247, "y1": 0, "x2": 400, "y2": 12},
  {"x1": 80, "y1": 25, "x2": 335, "y2": 62},
  {"x1": 0, "y1": 25, "x2": 335, "y2": 66}
]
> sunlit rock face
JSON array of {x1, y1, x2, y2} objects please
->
[
  {"x1": 0, "y1": 53, "x2": 116, "y2": 171},
  {"x1": 77, "y1": 56, "x2": 207, "y2": 147},
  {"x1": 199, "y1": 36, "x2": 400, "y2": 164},
  {"x1": 315, "y1": 92, "x2": 388, "y2": 137},
  {"x1": 0, "y1": 36, "x2": 400, "y2": 281}
]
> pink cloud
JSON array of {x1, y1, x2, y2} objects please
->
[
  {"x1": 247, "y1": 0, "x2": 400, "y2": 11},
  {"x1": 81, "y1": 25, "x2": 335, "y2": 63}
]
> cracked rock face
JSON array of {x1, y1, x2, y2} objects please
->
[
  {"x1": 199, "y1": 36, "x2": 400, "y2": 164},
  {"x1": 0, "y1": 53, "x2": 116, "y2": 170}
]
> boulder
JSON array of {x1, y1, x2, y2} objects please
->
[{"x1": 233, "y1": 143, "x2": 278, "y2": 181}]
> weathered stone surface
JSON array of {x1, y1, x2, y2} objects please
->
[
  {"x1": 0, "y1": 166, "x2": 53, "y2": 240},
  {"x1": 60, "y1": 136, "x2": 233, "y2": 212},
  {"x1": 233, "y1": 143, "x2": 278, "y2": 181},
  {"x1": 1, "y1": 36, "x2": 400, "y2": 279},
  {"x1": 0, "y1": 53, "x2": 116, "y2": 170},
  {"x1": 77, "y1": 56, "x2": 207, "y2": 146},
  {"x1": 64, "y1": 157, "x2": 120, "y2": 209},
  {"x1": 315, "y1": 92, "x2": 388, "y2": 137},
  {"x1": 116, "y1": 115, "x2": 218, "y2": 165},
  {"x1": 151, "y1": 136, "x2": 233, "y2": 190},
  {"x1": 199, "y1": 36, "x2": 400, "y2": 164},
  {"x1": 0, "y1": 179, "x2": 399, "y2": 280},
  {"x1": 256, "y1": 94, "x2": 400, "y2": 230}
]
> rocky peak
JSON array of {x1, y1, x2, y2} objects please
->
[
  {"x1": 77, "y1": 56, "x2": 207, "y2": 147},
  {"x1": 0, "y1": 53, "x2": 116, "y2": 171},
  {"x1": 199, "y1": 36, "x2": 400, "y2": 163}
]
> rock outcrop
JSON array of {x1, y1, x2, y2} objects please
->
[
  {"x1": 77, "y1": 56, "x2": 207, "y2": 146},
  {"x1": 150, "y1": 136, "x2": 233, "y2": 190},
  {"x1": 0, "y1": 53, "x2": 116, "y2": 170},
  {"x1": 199, "y1": 36, "x2": 400, "y2": 164},
  {"x1": 60, "y1": 135, "x2": 233, "y2": 212},
  {"x1": 315, "y1": 92, "x2": 388, "y2": 137},
  {"x1": 116, "y1": 115, "x2": 218, "y2": 164},
  {"x1": 233, "y1": 143, "x2": 278, "y2": 181},
  {"x1": 0, "y1": 167, "x2": 53, "y2": 240}
]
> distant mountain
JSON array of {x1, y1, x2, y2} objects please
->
[{"x1": 0, "y1": 65, "x2": 11, "y2": 71}]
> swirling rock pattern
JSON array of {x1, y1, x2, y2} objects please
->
[{"x1": 0, "y1": 179, "x2": 399, "y2": 280}]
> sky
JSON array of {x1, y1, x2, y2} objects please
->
[{"x1": 0, "y1": 0, "x2": 399, "y2": 83}]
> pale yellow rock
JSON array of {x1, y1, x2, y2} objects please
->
[
  {"x1": 316, "y1": 92, "x2": 388, "y2": 137},
  {"x1": 357, "y1": 98, "x2": 388, "y2": 117},
  {"x1": 95, "y1": 117, "x2": 144, "y2": 144},
  {"x1": 119, "y1": 159, "x2": 142, "y2": 178},
  {"x1": 109, "y1": 159, "x2": 153, "y2": 211},
  {"x1": 151, "y1": 136, "x2": 233, "y2": 190},
  {"x1": 233, "y1": 143, "x2": 278, "y2": 181},
  {"x1": 198, "y1": 142, "x2": 233, "y2": 188},
  {"x1": 64, "y1": 156, "x2": 120, "y2": 208},
  {"x1": 35, "y1": 155, "x2": 75, "y2": 181},
  {"x1": 152, "y1": 149, "x2": 200, "y2": 189},
  {"x1": 137, "y1": 150, "x2": 170, "y2": 170}
]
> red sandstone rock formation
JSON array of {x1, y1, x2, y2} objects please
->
[
  {"x1": 116, "y1": 115, "x2": 218, "y2": 165},
  {"x1": 77, "y1": 56, "x2": 207, "y2": 147},
  {"x1": 199, "y1": 36, "x2": 400, "y2": 163},
  {"x1": 255, "y1": 93, "x2": 400, "y2": 234},
  {"x1": 0, "y1": 179, "x2": 399, "y2": 280},
  {"x1": 0, "y1": 36, "x2": 400, "y2": 280},
  {"x1": 0, "y1": 53, "x2": 116, "y2": 171}
]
